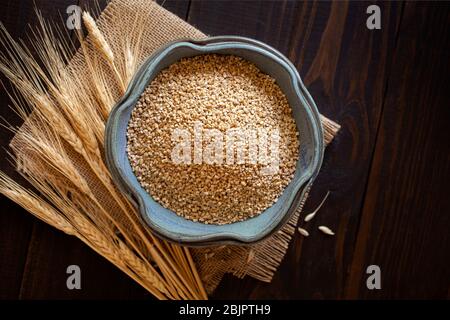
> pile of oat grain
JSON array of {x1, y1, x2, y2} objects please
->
[{"x1": 127, "y1": 54, "x2": 299, "y2": 224}]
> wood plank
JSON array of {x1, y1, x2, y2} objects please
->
[
  {"x1": 188, "y1": 0, "x2": 298, "y2": 53},
  {"x1": 345, "y1": 2, "x2": 450, "y2": 299},
  {"x1": 19, "y1": 222, "x2": 151, "y2": 299},
  {"x1": 187, "y1": 0, "x2": 402, "y2": 299},
  {"x1": 287, "y1": 1, "x2": 402, "y2": 300},
  {"x1": 77, "y1": 0, "x2": 191, "y2": 20},
  {"x1": 157, "y1": 0, "x2": 191, "y2": 21},
  {"x1": 0, "y1": 199, "x2": 33, "y2": 299},
  {"x1": 0, "y1": 0, "x2": 77, "y2": 299}
]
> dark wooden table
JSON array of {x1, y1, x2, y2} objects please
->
[{"x1": 0, "y1": 0, "x2": 448, "y2": 299}]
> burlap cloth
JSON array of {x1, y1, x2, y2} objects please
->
[{"x1": 11, "y1": 0, "x2": 340, "y2": 294}]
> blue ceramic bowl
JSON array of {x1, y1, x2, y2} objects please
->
[{"x1": 105, "y1": 36, "x2": 323, "y2": 246}]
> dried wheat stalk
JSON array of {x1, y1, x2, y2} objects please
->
[
  {"x1": 0, "y1": 8, "x2": 207, "y2": 300},
  {"x1": 82, "y1": 11, "x2": 126, "y2": 93}
]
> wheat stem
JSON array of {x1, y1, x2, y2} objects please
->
[{"x1": 82, "y1": 11, "x2": 126, "y2": 94}]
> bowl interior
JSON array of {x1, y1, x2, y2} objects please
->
[{"x1": 106, "y1": 38, "x2": 322, "y2": 245}]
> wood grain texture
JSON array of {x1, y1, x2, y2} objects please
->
[
  {"x1": 345, "y1": 2, "x2": 450, "y2": 299},
  {"x1": 0, "y1": 0, "x2": 448, "y2": 299},
  {"x1": 19, "y1": 222, "x2": 150, "y2": 299},
  {"x1": 288, "y1": 1, "x2": 402, "y2": 300},
  {"x1": 156, "y1": 0, "x2": 191, "y2": 21}
]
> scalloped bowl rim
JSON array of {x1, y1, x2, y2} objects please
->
[{"x1": 105, "y1": 36, "x2": 323, "y2": 246}]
